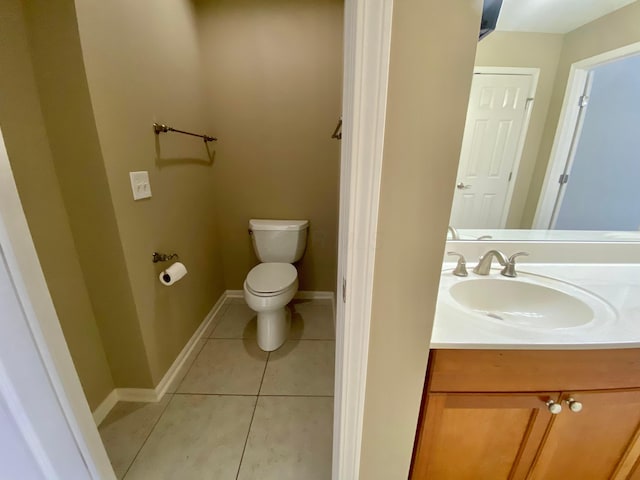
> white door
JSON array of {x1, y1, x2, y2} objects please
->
[
  {"x1": 0, "y1": 128, "x2": 115, "y2": 479},
  {"x1": 449, "y1": 73, "x2": 533, "y2": 228}
]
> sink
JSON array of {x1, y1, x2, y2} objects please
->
[
  {"x1": 441, "y1": 271, "x2": 617, "y2": 331},
  {"x1": 450, "y1": 279, "x2": 593, "y2": 328}
]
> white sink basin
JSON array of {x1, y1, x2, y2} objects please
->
[
  {"x1": 450, "y1": 279, "x2": 593, "y2": 328},
  {"x1": 441, "y1": 271, "x2": 617, "y2": 331}
]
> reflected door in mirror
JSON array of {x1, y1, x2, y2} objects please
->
[{"x1": 450, "y1": 73, "x2": 533, "y2": 228}]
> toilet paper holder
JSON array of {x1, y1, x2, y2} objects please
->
[{"x1": 152, "y1": 252, "x2": 179, "y2": 263}]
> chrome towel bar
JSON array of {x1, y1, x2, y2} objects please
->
[{"x1": 153, "y1": 123, "x2": 217, "y2": 143}]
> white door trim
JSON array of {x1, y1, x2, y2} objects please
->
[
  {"x1": 0, "y1": 129, "x2": 115, "y2": 478},
  {"x1": 332, "y1": 0, "x2": 393, "y2": 479},
  {"x1": 533, "y1": 41, "x2": 640, "y2": 228},
  {"x1": 472, "y1": 66, "x2": 539, "y2": 228},
  {"x1": 547, "y1": 71, "x2": 593, "y2": 229}
]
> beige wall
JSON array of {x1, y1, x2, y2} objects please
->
[
  {"x1": 23, "y1": 0, "x2": 153, "y2": 390},
  {"x1": 193, "y1": 0, "x2": 342, "y2": 292},
  {"x1": 475, "y1": 32, "x2": 563, "y2": 228},
  {"x1": 2, "y1": 0, "x2": 339, "y2": 411},
  {"x1": 74, "y1": 0, "x2": 226, "y2": 384},
  {"x1": 358, "y1": 1, "x2": 482, "y2": 478},
  {"x1": 0, "y1": 0, "x2": 114, "y2": 409},
  {"x1": 523, "y1": 1, "x2": 640, "y2": 226}
]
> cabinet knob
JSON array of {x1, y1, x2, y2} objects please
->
[
  {"x1": 565, "y1": 398, "x2": 583, "y2": 413},
  {"x1": 546, "y1": 400, "x2": 562, "y2": 414}
]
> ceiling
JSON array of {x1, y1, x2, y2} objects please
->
[{"x1": 496, "y1": 0, "x2": 638, "y2": 34}]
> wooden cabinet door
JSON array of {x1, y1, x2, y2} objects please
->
[
  {"x1": 411, "y1": 392, "x2": 558, "y2": 480},
  {"x1": 529, "y1": 389, "x2": 640, "y2": 480}
]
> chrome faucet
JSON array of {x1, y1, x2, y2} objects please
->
[
  {"x1": 447, "y1": 252, "x2": 468, "y2": 277},
  {"x1": 473, "y1": 250, "x2": 530, "y2": 277},
  {"x1": 447, "y1": 225, "x2": 460, "y2": 240},
  {"x1": 473, "y1": 250, "x2": 508, "y2": 275},
  {"x1": 501, "y1": 252, "x2": 529, "y2": 277}
]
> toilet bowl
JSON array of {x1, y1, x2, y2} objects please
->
[
  {"x1": 244, "y1": 263, "x2": 298, "y2": 351},
  {"x1": 243, "y1": 219, "x2": 309, "y2": 351}
]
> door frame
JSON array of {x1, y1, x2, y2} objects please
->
[
  {"x1": 532, "y1": 41, "x2": 640, "y2": 229},
  {"x1": 464, "y1": 66, "x2": 539, "y2": 228},
  {"x1": 0, "y1": 128, "x2": 116, "y2": 479},
  {"x1": 332, "y1": 0, "x2": 393, "y2": 478},
  {"x1": 0, "y1": 1, "x2": 393, "y2": 479}
]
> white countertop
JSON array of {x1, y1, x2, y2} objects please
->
[
  {"x1": 431, "y1": 263, "x2": 640, "y2": 350},
  {"x1": 448, "y1": 229, "x2": 640, "y2": 242}
]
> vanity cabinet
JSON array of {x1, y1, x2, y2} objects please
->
[
  {"x1": 410, "y1": 349, "x2": 640, "y2": 480},
  {"x1": 528, "y1": 389, "x2": 640, "y2": 479}
]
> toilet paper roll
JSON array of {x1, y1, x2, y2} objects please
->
[{"x1": 159, "y1": 262, "x2": 187, "y2": 286}]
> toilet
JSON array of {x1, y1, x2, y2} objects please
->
[{"x1": 243, "y1": 219, "x2": 309, "y2": 351}]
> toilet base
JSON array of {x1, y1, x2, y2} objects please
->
[{"x1": 256, "y1": 307, "x2": 291, "y2": 351}]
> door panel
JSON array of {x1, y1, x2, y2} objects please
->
[
  {"x1": 411, "y1": 393, "x2": 557, "y2": 480},
  {"x1": 450, "y1": 73, "x2": 532, "y2": 228},
  {"x1": 530, "y1": 390, "x2": 640, "y2": 479},
  {"x1": 430, "y1": 407, "x2": 529, "y2": 478},
  {"x1": 615, "y1": 426, "x2": 640, "y2": 480}
]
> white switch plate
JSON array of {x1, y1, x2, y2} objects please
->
[{"x1": 129, "y1": 171, "x2": 152, "y2": 200}]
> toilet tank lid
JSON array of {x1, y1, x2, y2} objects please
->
[{"x1": 249, "y1": 219, "x2": 309, "y2": 231}]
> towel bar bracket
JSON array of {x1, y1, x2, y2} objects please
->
[{"x1": 331, "y1": 117, "x2": 342, "y2": 140}]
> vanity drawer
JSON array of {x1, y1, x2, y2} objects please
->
[{"x1": 428, "y1": 349, "x2": 640, "y2": 393}]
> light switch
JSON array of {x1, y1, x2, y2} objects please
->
[{"x1": 129, "y1": 171, "x2": 152, "y2": 200}]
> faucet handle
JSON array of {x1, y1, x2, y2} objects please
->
[
  {"x1": 508, "y1": 251, "x2": 530, "y2": 263},
  {"x1": 447, "y1": 251, "x2": 468, "y2": 277},
  {"x1": 502, "y1": 252, "x2": 530, "y2": 278}
]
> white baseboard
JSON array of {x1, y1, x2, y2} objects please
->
[
  {"x1": 115, "y1": 388, "x2": 159, "y2": 403},
  {"x1": 91, "y1": 389, "x2": 118, "y2": 425},
  {"x1": 92, "y1": 290, "x2": 227, "y2": 425},
  {"x1": 295, "y1": 290, "x2": 335, "y2": 300},
  {"x1": 93, "y1": 387, "x2": 162, "y2": 426},
  {"x1": 226, "y1": 288, "x2": 336, "y2": 327},
  {"x1": 226, "y1": 289, "x2": 335, "y2": 301},
  {"x1": 153, "y1": 291, "x2": 227, "y2": 399},
  {"x1": 91, "y1": 288, "x2": 336, "y2": 425}
]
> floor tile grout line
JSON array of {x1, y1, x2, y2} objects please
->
[
  {"x1": 212, "y1": 301, "x2": 235, "y2": 332},
  {"x1": 235, "y1": 351, "x2": 270, "y2": 480},
  {"x1": 255, "y1": 393, "x2": 335, "y2": 397},
  {"x1": 206, "y1": 303, "x2": 231, "y2": 339},
  {"x1": 172, "y1": 339, "x2": 209, "y2": 394},
  {"x1": 234, "y1": 396, "x2": 259, "y2": 480},
  {"x1": 257, "y1": 350, "x2": 271, "y2": 397},
  {"x1": 174, "y1": 306, "x2": 230, "y2": 393},
  {"x1": 172, "y1": 392, "x2": 335, "y2": 398},
  {"x1": 205, "y1": 337, "x2": 336, "y2": 341},
  {"x1": 121, "y1": 393, "x2": 175, "y2": 480},
  {"x1": 116, "y1": 313, "x2": 221, "y2": 477},
  {"x1": 108, "y1": 301, "x2": 335, "y2": 477}
]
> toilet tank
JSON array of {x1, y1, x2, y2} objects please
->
[{"x1": 249, "y1": 219, "x2": 309, "y2": 263}]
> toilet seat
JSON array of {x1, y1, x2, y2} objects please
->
[{"x1": 246, "y1": 263, "x2": 297, "y2": 296}]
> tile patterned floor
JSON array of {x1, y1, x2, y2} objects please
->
[{"x1": 99, "y1": 298, "x2": 335, "y2": 480}]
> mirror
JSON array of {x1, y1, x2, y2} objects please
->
[{"x1": 449, "y1": 0, "x2": 640, "y2": 242}]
